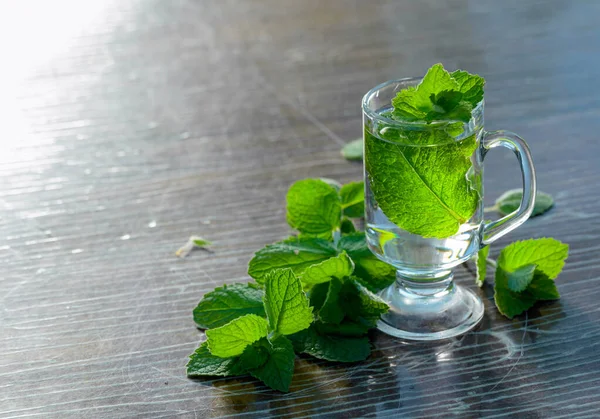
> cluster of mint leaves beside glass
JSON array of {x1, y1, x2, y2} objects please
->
[
  {"x1": 186, "y1": 63, "x2": 568, "y2": 393},
  {"x1": 187, "y1": 179, "x2": 397, "y2": 392}
]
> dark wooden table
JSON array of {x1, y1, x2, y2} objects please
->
[{"x1": 2, "y1": 0, "x2": 599, "y2": 417}]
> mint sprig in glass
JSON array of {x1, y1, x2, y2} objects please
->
[{"x1": 363, "y1": 64, "x2": 537, "y2": 340}]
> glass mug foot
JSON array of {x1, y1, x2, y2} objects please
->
[{"x1": 377, "y1": 270, "x2": 484, "y2": 341}]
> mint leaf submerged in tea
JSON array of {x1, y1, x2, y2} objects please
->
[
  {"x1": 366, "y1": 63, "x2": 484, "y2": 239},
  {"x1": 365, "y1": 131, "x2": 479, "y2": 238}
]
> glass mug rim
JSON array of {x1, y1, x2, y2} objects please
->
[{"x1": 361, "y1": 77, "x2": 485, "y2": 135}]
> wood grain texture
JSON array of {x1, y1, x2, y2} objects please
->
[{"x1": 1, "y1": 0, "x2": 599, "y2": 417}]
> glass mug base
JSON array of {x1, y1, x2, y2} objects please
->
[{"x1": 376, "y1": 271, "x2": 484, "y2": 341}]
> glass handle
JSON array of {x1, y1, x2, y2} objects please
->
[{"x1": 481, "y1": 130, "x2": 537, "y2": 246}]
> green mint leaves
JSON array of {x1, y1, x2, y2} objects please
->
[
  {"x1": 193, "y1": 283, "x2": 265, "y2": 329},
  {"x1": 341, "y1": 138, "x2": 363, "y2": 161},
  {"x1": 248, "y1": 237, "x2": 337, "y2": 283},
  {"x1": 286, "y1": 179, "x2": 342, "y2": 237},
  {"x1": 206, "y1": 314, "x2": 269, "y2": 357},
  {"x1": 493, "y1": 189, "x2": 554, "y2": 217},
  {"x1": 391, "y1": 64, "x2": 484, "y2": 123},
  {"x1": 188, "y1": 268, "x2": 312, "y2": 392},
  {"x1": 365, "y1": 132, "x2": 479, "y2": 238},
  {"x1": 247, "y1": 335, "x2": 296, "y2": 392},
  {"x1": 365, "y1": 63, "x2": 484, "y2": 238},
  {"x1": 188, "y1": 179, "x2": 393, "y2": 392},
  {"x1": 264, "y1": 269, "x2": 314, "y2": 335},
  {"x1": 476, "y1": 238, "x2": 569, "y2": 319},
  {"x1": 475, "y1": 245, "x2": 490, "y2": 287}
]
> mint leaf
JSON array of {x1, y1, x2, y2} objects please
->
[
  {"x1": 497, "y1": 238, "x2": 569, "y2": 279},
  {"x1": 494, "y1": 268, "x2": 561, "y2": 319},
  {"x1": 340, "y1": 217, "x2": 356, "y2": 234},
  {"x1": 193, "y1": 283, "x2": 265, "y2": 329},
  {"x1": 247, "y1": 335, "x2": 296, "y2": 392},
  {"x1": 317, "y1": 277, "x2": 345, "y2": 324},
  {"x1": 187, "y1": 342, "x2": 246, "y2": 377},
  {"x1": 264, "y1": 269, "x2": 313, "y2": 336},
  {"x1": 340, "y1": 181, "x2": 365, "y2": 218},
  {"x1": 341, "y1": 278, "x2": 388, "y2": 324},
  {"x1": 301, "y1": 251, "x2": 354, "y2": 285},
  {"x1": 391, "y1": 64, "x2": 459, "y2": 121},
  {"x1": 494, "y1": 268, "x2": 537, "y2": 318},
  {"x1": 337, "y1": 232, "x2": 396, "y2": 292},
  {"x1": 248, "y1": 236, "x2": 337, "y2": 283},
  {"x1": 341, "y1": 138, "x2": 363, "y2": 161},
  {"x1": 289, "y1": 325, "x2": 370, "y2": 362},
  {"x1": 206, "y1": 314, "x2": 269, "y2": 357},
  {"x1": 365, "y1": 131, "x2": 479, "y2": 238},
  {"x1": 495, "y1": 189, "x2": 554, "y2": 217},
  {"x1": 476, "y1": 245, "x2": 490, "y2": 287},
  {"x1": 427, "y1": 90, "x2": 472, "y2": 123},
  {"x1": 286, "y1": 179, "x2": 342, "y2": 236},
  {"x1": 239, "y1": 338, "x2": 270, "y2": 370},
  {"x1": 506, "y1": 264, "x2": 537, "y2": 292},
  {"x1": 528, "y1": 271, "x2": 560, "y2": 300},
  {"x1": 450, "y1": 69, "x2": 485, "y2": 107}
]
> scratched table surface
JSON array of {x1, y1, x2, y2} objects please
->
[{"x1": 1, "y1": 0, "x2": 599, "y2": 418}]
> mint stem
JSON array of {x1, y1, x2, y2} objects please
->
[{"x1": 486, "y1": 257, "x2": 497, "y2": 268}]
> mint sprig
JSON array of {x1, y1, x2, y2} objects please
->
[
  {"x1": 188, "y1": 179, "x2": 391, "y2": 392},
  {"x1": 476, "y1": 238, "x2": 569, "y2": 319}
]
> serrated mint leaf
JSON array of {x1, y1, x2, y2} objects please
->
[
  {"x1": 187, "y1": 342, "x2": 246, "y2": 377},
  {"x1": 494, "y1": 266, "x2": 562, "y2": 319},
  {"x1": 497, "y1": 238, "x2": 569, "y2": 279},
  {"x1": 286, "y1": 179, "x2": 342, "y2": 235},
  {"x1": 248, "y1": 236, "x2": 337, "y2": 283},
  {"x1": 427, "y1": 90, "x2": 472, "y2": 123},
  {"x1": 247, "y1": 335, "x2": 295, "y2": 392},
  {"x1": 337, "y1": 233, "x2": 396, "y2": 292},
  {"x1": 206, "y1": 314, "x2": 269, "y2": 358},
  {"x1": 193, "y1": 283, "x2": 265, "y2": 329},
  {"x1": 301, "y1": 251, "x2": 354, "y2": 285},
  {"x1": 450, "y1": 69, "x2": 485, "y2": 107},
  {"x1": 341, "y1": 278, "x2": 388, "y2": 323},
  {"x1": 495, "y1": 189, "x2": 554, "y2": 217},
  {"x1": 264, "y1": 269, "x2": 313, "y2": 336},
  {"x1": 239, "y1": 338, "x2": 270, "y2": 370},
  {"x1": 476, "y1": 245, "x2": 490, "y2": 287},
  {"x1": 308, "y1": 282, "x2": 329, "y2": 312},
  {"x1": 494, "y1": 268, "x2": 536, "y2": 319},
  {"x1": 391, "y1": 64, "x2": 459, "y2": 121},
  {"x1": 506, "y1": 264, "x2": 536, "y2": 293},
  {"x1": 340, "y1": 181, "x2": 365, "y2": 218},
  {"x1": 341, "y1": 138, "x2": 363, "y2": 161},
  {"x1": 365, "y1": 131, "x2": 479, "y2": 238},
  {"x1": 528, "y1": 271, "x2": 560, "y2": 300},
  {"x1": 289, "y1": 325, "x2": 371, "y2": 362},
  {"x1": 340, "y1": 218, "x2": 356, "y2": 234},
  {"x1": 318, "y1": 277, "x2": 345, "y2": 324}
]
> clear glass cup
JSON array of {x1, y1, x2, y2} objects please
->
[{"x1": 363, "y1": 78, "x2": 536, "y2": 341}]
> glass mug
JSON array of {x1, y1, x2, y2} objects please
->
[{"x1": 362, "y1": 78, "x2": 536, "y2": 340}]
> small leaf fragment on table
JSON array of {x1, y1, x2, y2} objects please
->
[
  {"x1": 340, "y1": 138, "x2": 363, "y2": 161},
  {"x1": 176, "y1": 235, "x2": 212, "y2": 258},
  {"x1": 475, "y1": 245, "x2": 489, "y2": 287},
  {"x1": 494, "y1": 189, "x2": 554, "y2": 217}
]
